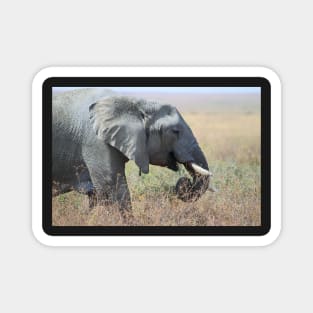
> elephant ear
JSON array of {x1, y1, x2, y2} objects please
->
[{"x1": 89, "y1": 97, "x2": 149, "y2": 174}]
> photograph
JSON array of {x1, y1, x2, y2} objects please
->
[{"x1": 52, "y1": 86, "x2": 261, "y2": 227}]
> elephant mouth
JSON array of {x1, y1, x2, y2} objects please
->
[
  {"x1": 166, "y1": 152, "x2": 179, "y2": 171},
  {"x1": 167, "y1": 152, "x2": 212, "y2": 175},
  {"x1": 167, "y1": 153, "x2": 213, "y2": 176}
]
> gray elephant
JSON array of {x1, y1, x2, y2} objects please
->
[{"x1": 52, "y1": 88, "x2": 214, "y2": 212}]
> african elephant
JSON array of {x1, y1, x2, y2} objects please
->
[{"x1": 52, "y1": 88, "x2": 214, "y2": 211}]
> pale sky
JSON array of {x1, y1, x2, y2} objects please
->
[{"x1": 53, "y1": 86, "x2": 261, "y2": 95}]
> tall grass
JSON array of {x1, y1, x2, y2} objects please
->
[{"x1": 52, "y1": 112, "x2": 261, "y2": 226}]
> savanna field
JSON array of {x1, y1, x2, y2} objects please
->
[{"x1": 52, "y1": 109, "x2": 261, "y2": 226}]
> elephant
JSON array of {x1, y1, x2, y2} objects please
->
[{"x1": 52, "y1": 88, "x2": 214, "y2": 212}]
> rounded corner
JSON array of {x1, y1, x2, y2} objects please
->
[
  {"x1": 256, "y1": 66, "x2": 282, "y2": 88},
  {"x1": 32, "y1": 224, "x2": 54, "y2": 247},
  {"x1": 32, "y1": 67, "x2": 58, "y2": 90},
  {"x1": 259, "y1": 224, "x2": 282, "y2": 247}
]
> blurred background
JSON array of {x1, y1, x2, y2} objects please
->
[{"x1": 53, "y1": 86, "x2": 261, "y2": 113}]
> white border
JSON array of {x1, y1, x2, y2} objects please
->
[{"x1": 32, "y1": 67, "x2": 281, "y2": 246}]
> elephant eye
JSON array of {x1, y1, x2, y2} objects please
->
[{"x1": 172, "y1": 128, "x2": 180, "y2": 136}]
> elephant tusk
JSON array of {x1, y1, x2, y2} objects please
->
[{"x1": 190, "y1": 163, "x2": 213, "y2": 176}]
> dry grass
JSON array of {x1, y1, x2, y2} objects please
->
[{"x1": 52, "y1": 112, "x2": 261, "y2": 226}]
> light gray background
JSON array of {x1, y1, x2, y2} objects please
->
[{"x1": 0, "y1": 0, "x2": 311, "y2": 312}]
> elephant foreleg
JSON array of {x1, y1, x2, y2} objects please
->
[
  {"x1": 113, "y1": 174, "x2": 132, "y2": 211},
  {"x1": 88, "y1": 174, "x2": 132, "y2": 218},
  {"x1": 82, "y1": 144, "x2": 131, "y2": 212}
]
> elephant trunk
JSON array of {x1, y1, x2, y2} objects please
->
[{"x1": 175, "y1": 146, "x2": 214, "y2": 202}]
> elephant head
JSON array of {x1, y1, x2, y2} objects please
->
[{"x1": 89, "y1": 96, "x2": 213, "y2": 202}]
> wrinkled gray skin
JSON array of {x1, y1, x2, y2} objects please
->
[{"x1": 52, "y1": 88, "x2": 211, "y2": 211}]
